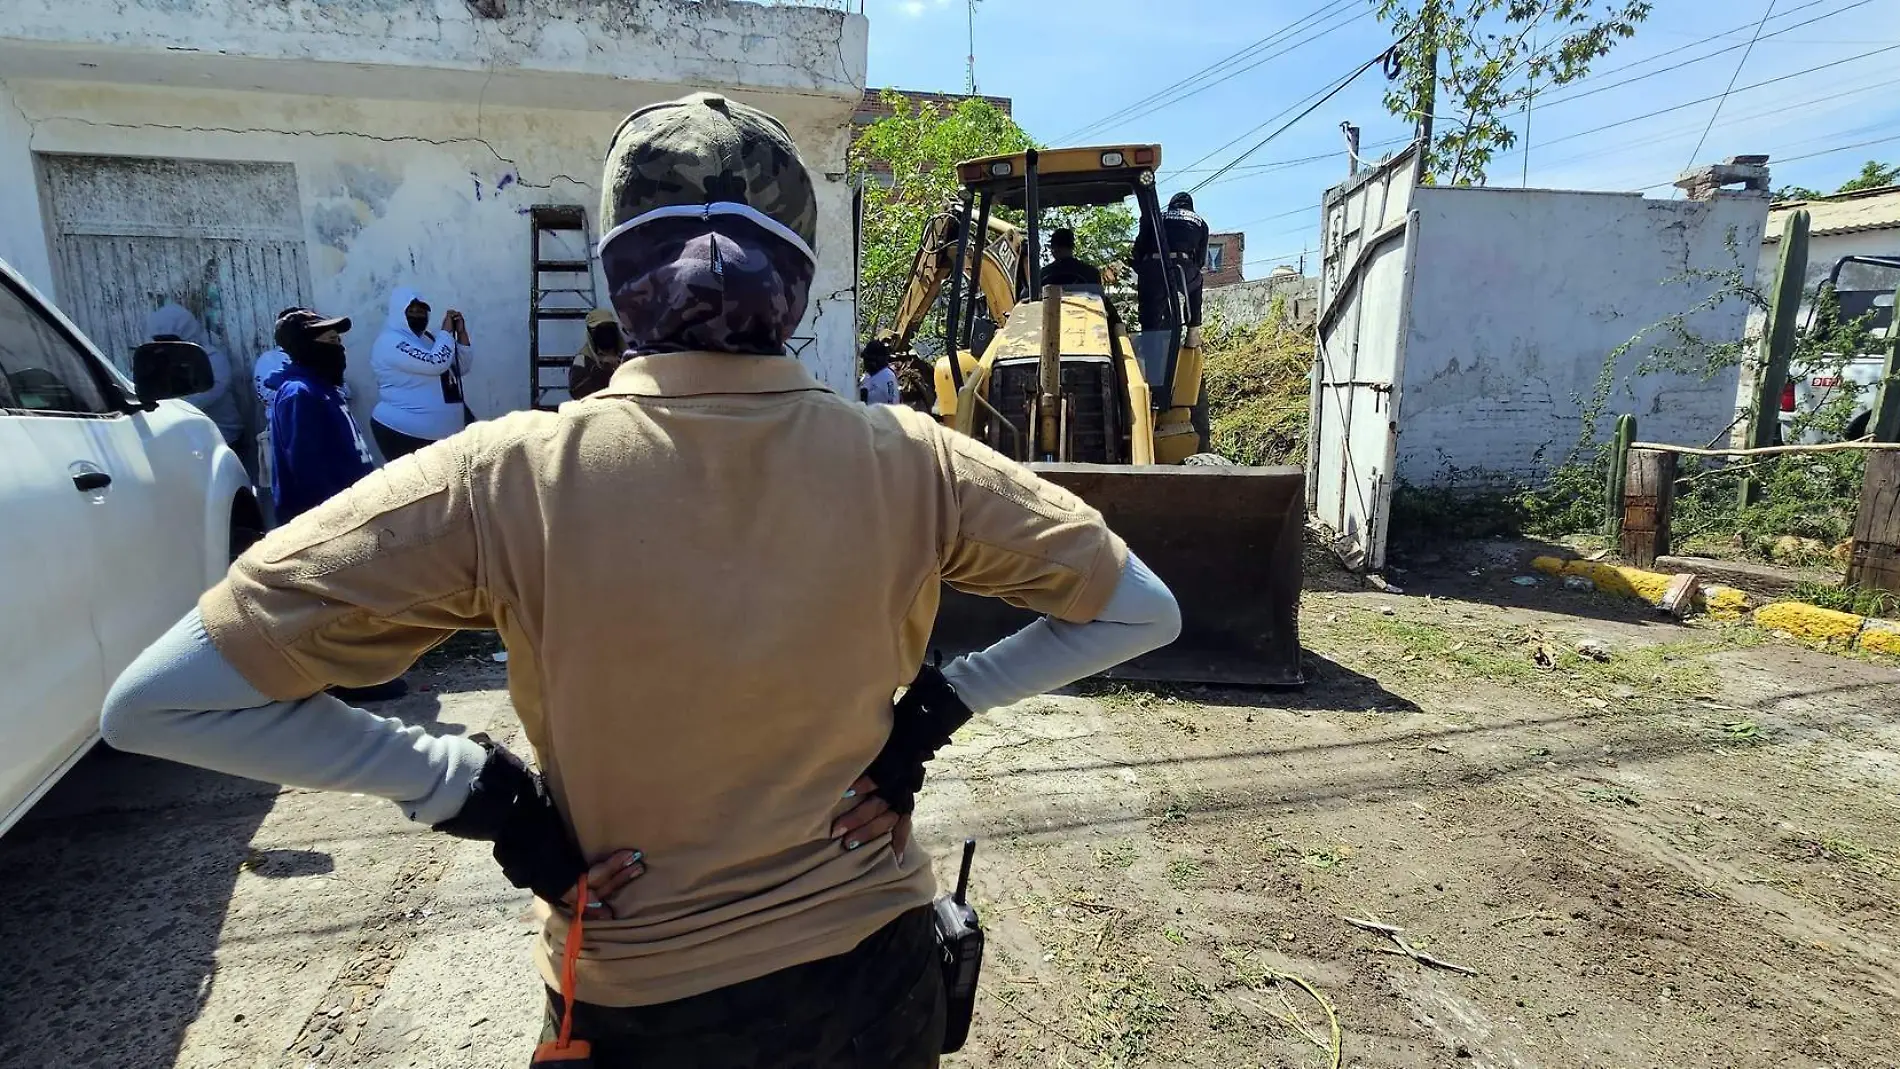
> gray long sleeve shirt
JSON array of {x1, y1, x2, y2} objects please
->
[{"x1": 100, "y1": 553, "x2": 1181, "y2": 825}]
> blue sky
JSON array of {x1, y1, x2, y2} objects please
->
[{"x1": 863, "y1": 0, "x2": 1900, "y2": 277}]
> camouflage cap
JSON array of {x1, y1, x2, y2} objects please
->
[{"x1": 600, "y1": 92, "x2": 818, "y2": 254}]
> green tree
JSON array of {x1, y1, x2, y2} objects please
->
[
  {"x1": 1833, "y1": 159, "x2": 1900, "y2": 193},
  {"x1": 1773, "y1": 161, "x2": 1900, "y2": 202},
  {"x1": 851, "y1": 92, "x2": 1137, "y2": 344},
  {"x1": 1375, "y1": 0, "x2": 1651, "y2": 186}
]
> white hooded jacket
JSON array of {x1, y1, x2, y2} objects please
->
[
  {"x1": 369, "y1": 286, "x2": 473, "y2": 442},
  {"x1": 145, "y1": 303, "x2": 242, "y2": 442}
]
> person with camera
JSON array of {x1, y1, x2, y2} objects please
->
[{"x1": 369, "y1": 286, "x2": 475, "y2": 460}]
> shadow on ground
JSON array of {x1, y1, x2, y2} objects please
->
[{"x1": 0, "y1": 693, "x2": 448, "y2": 1068}]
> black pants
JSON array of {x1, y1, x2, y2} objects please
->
[
  {"x1": 542, "y1": 907, "x2": 945, "y2": 1068},
  {"x1": 371, "y1": 421, "x2": 434, "y2": 462}
]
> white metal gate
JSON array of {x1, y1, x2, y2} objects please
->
[
  {"x1": 1308, "y1": 144, "x2": 1422, "y2": 572},
  {"x1": 37, "y1": 155, "x2": 311, "y2": 432}
]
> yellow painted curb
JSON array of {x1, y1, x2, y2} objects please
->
[
  {"x1": 1857, "y1": 618, "x2": 1900, "y2": 657},
  {"x1": 1753, "y1": 601, "x2": 1865, "y2": 645},
  {"x1": 1529, "y1": 556, "x2": 1896, "y2": 656},
  {"x1": 1530, "y1": 556, "x2": 1747, "y2": 618}
]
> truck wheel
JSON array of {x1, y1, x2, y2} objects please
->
[{"x1": 1846, "y1": 412, "x2": 1871, "y2": 441}]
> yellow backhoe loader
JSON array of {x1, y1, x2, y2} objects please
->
[
  {"x1": 871, "y1": 206, "x2": 1024, "y2": 422},
  {"x1": 920, "y1": 144, "x2": 1306, "y2": 685}
]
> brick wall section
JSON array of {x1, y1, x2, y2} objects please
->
[{"x1": 1204, "y1": 231, "x2": 1244, "y2": 286}]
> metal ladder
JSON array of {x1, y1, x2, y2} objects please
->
[{"x1": 528, "y1": 204, "x2": 597, "y2": 410}]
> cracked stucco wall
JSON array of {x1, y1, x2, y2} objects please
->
[
  {"x1": 0, "y1": 0, "x2": 867, "y2": 99},
  {"x1": 1392, "y1": 186, "x2": 1768, "y2": 486},
  {"x1": 0, "y1": 73, "x2": 862, "y2": 408}
]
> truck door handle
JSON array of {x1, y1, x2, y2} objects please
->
[{"x1": 73, "y1": 471, "x2": 112, "y2": 492}]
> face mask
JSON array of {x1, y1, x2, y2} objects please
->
[
  {"x1": 294, "y1": 340, "x2": 348, "y2": 387},
  {"x1": 589, "y1": 324, "x2": 624, "y2": 353},
  {"x1": 600, "y1": 214, "x2": 813, "y2": 356},
  {"x1": 406, "y1": 306, "x2": 430, "y2": 334}
]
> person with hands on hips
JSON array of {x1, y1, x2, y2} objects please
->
[{"x1": 96, "y1": 91, "x2": 1178, "y2": 1069}]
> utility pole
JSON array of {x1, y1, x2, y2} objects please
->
[
  {"x1": 1416, "y1": 0, "x2": 1440, "y2": 178},
  {"x1": 1522, "y1": 28, "x2": 1537, "y2": 187},
  {"x1": 1341, "y1": 121, "x2": 1361, "y2": 176},
  {"x1": 966, "y1": 0, "x2": 982, "y2": 96}
]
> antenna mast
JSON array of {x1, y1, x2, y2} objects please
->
[{"x1": 966, "y1": 0, "x2": 981, "y2": 95}]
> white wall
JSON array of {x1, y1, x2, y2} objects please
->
[
  {"x1": 1755, "y1": 228, "x2": 1900, "y2": 297},
  {"x1": 0, "y1": 0, "x2": 866, "y2": 103},
  {"x1": 0, "y1": 79, "x2": 54, "y2": 293},
  {"x1": 0, "y1": 76, "x2": 862, "y2": 417},
  {"x1": 1396, "y1": 186, "x2": 1769, "y2": 486}
]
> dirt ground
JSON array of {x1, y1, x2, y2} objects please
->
[{"x1": 2, "y1": 541, "x2": 1896, "y2": 1069}]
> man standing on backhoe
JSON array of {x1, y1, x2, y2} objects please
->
[
  {"x1": 100, "y1": 92, "x2": 1180, "y2": 1067},
  {"x1": 1133, "y1": 192, "x2": 1210, "y2": 392}
]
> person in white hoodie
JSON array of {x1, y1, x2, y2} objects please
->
[
  {"x1": 146, "y1": 302, "x2": 243, "y2": 445},
  {"x1": 368, "y1": 286, "x2": 474, "y2": 460}
]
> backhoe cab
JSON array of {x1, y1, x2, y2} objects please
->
[{"x1": 935, "y1": 144, "x2": 1209, "y2": 464}]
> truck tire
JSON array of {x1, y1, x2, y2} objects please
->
[{"x1": 1847, "y1": 412, "x2": 1871, "y2": 441}]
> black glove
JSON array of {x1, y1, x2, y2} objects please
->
[
  {"x1": 432, "y1": 734, "x2": 586, "y2": 904},
  {"x1": 864, "y1": 663, "x2": 975, "y2": 815}
]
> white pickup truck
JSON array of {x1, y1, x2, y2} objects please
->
[
  {"x1": 1780, "y1": 255, "x2": 1895, "y2": 445},
  {"x1": 0, "y1": 258, "x2": 260, "y2": 836}
]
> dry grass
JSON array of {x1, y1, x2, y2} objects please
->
[{"x1": 1200, "y1": 314, "x2": 1312, "y2": 466}]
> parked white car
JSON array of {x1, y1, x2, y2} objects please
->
[
  {"x1": 1779, "y1": 255, "x2": 1895, "y2": 445},
  {"x1": 0, "y1": 258, "x2": 259, "y2": 836}
]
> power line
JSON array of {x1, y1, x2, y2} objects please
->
[
  {"x1": 1536, "y1": 0, "x2": 1870, "y2": 111},
  {"x1": 1547, "y1": 0, "x2": 1836, "y2": 89},
  {"x1": 1073, "y1": 3, "x2": 1373, "y2": 143},
  {"x1": 1060, "y1": 0, "x2": 1351, "y2": 140},
  {"x1": 1057, "y1": 0, "x2": 1358, "y2": 142},
  {"x1": 1533, "y1": 71, "x2": 1900, "y2": 173},
  {"x1": 1683, "y1": 0, "x2": 1778, "y2": 177},
  {"x1": 1633, "y1": 126, "x2": 1900, "y2": 191},
  {"x1": 1187, "y1": 47, "x2": 1398, "y2": 195},
  {"x1": 1198, "y1": 136, "x2": 1412, "y2": 189},
  {"x1": 1167, "y1": 49, "x2": 1390, "y2": 180},
  {"x1": 1535, "y1": 41, "x2": 1900, "y2": 151}
]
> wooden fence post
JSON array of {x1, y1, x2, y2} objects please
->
[
  {"x1": 1621, "y1": 448, "x2": 1677, "y2": 569},
  {"x1": 1848, "y1": 451, "x2": 1900, "y2": 594},
  {"x1": 1604, "y1": 414, "x2": 1636, "y2": 540},
  {"x1": 1871, "y1": 281, "x2": 1900, "y2": 444}
]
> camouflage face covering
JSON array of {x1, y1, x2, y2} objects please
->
[{"x1": 600, "y1": 212, "x2": 813, "y2": 356}]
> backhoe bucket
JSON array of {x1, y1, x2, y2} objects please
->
[{"x1": 931, "y1": 463, "x2": 1306, "y2": 686}]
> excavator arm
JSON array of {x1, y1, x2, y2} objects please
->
[{"x1": 877, "y1": 207, "x2": 1023, "y2": 354}]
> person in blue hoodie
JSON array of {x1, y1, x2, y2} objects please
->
[
  {"x1": 270, "y1": 309, "x2": 408, "y2": 703},
  {"x1": 269, "y1": 309, "x2": 376, "y2": 524}
]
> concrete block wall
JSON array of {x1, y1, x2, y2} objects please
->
[{"x1": 1396, "y1": 186, "x2": 1769, "y2": 486}]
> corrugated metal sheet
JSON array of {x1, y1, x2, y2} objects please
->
[
  {"x1": 37, "y1": 155, "x2": 310, "y2": 382},
  {"x1": 1767, "y1": 184, "x2": 1900, "y2": 241}
]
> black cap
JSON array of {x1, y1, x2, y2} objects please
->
[{"x1": 274, "y1": 309, "x2": 351, "y2": 351}]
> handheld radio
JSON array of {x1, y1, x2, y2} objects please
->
[{"x1": 932, "y1": 838, "x2": 984, "y2": 1054}]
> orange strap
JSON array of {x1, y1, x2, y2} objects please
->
[{"x1": 556, "y1": 875, "x2": 588, "y2": 1050}]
